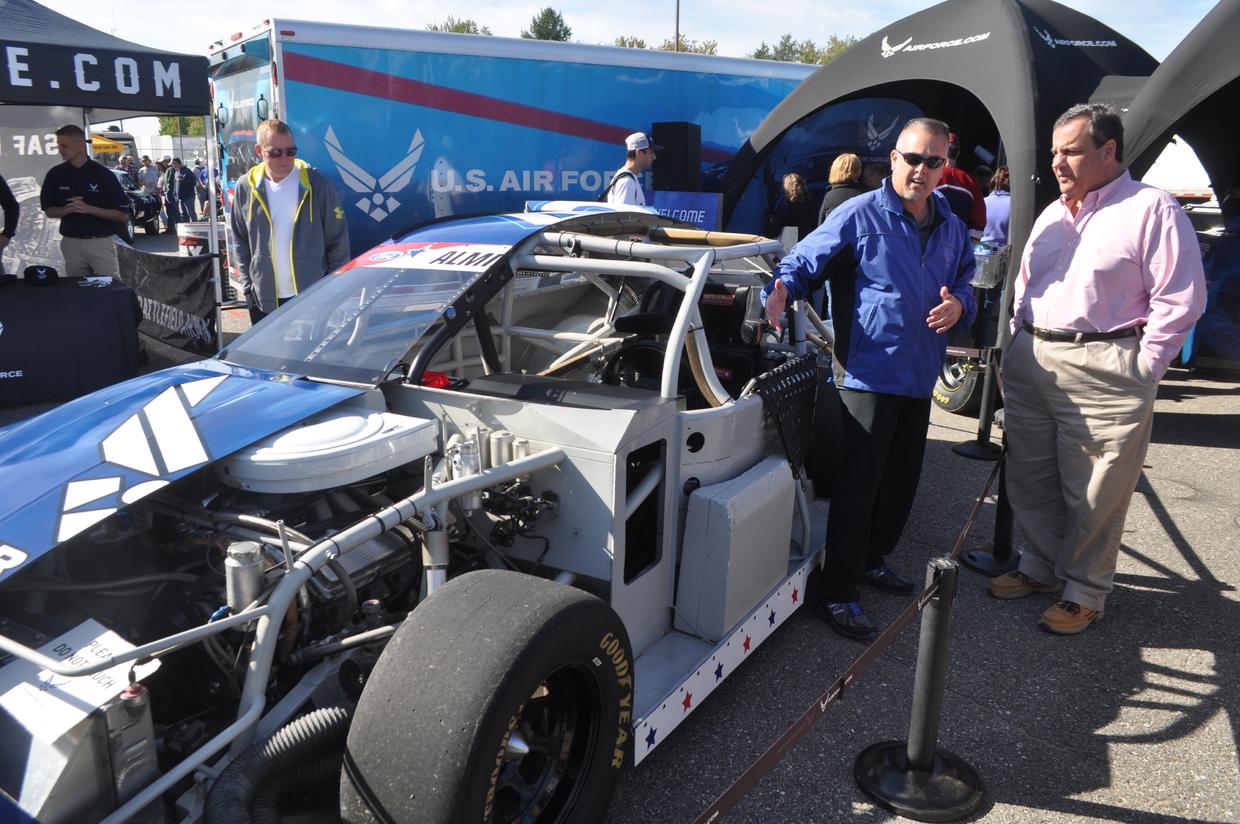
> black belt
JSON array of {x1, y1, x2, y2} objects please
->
[
  {"x1": 64, "y1": 233, "x2": 115, "y2": 239},
  {"x1": 1022, "y1": 321, "x2": 1139, "y2": 343}
]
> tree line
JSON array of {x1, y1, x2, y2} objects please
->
[{"x1": 426, "y1": 7, "x2": 859, "y2": 63}]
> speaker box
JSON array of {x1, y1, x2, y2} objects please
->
[{"x1": 651, "y1": 121, "x2": 701, "y2": 191}]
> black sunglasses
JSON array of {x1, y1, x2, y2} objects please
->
[
  {"x1": 264, "y1": 146, "x2": 298, "y2": 158},
  {"x1": 896, "y1": 151, "x2": 946, "y2": 169}
]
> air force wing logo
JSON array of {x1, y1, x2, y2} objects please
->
[
  {"x1": 865, "y1": 115, "x2": 900, "y2": 151},
  {"x1": 1034, "y1": 27, "x2": 1056, "y2": 48},
  {"x1": 325, "y1": 126, "x2": 425, "y2": 222},
  {"x1": 881, "y1": 35, "x2": 912, "y2": 58}
]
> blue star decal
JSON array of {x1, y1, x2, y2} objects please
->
[
  {"x1": 645, "y1": 726, "x2": 657, "y2": 749},
  {"x1": 714, "y1": 661, "x2": 724, "y2": 681},
  {"x1": 768, "y1": 608, "x2": 776, "y2": 626}
]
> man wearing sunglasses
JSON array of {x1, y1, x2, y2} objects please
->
[
  {"x1": 762, "y1": 117, "x2": 976, "y2": 642},
  {"x1": 229, "y1": 118, "x2": 350, "y2": 323}
]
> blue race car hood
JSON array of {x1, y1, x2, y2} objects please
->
[{"x1": 0, "y1": 360, "x2": 362, "y2": 584}]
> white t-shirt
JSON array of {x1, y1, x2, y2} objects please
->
[
  {"x1": 264, "y1": 174, "x2": 301, "y2": 299},
  {"x1": 607, "y1": 168, "x2": 644, "y2": 206},
  {"x1": 138, "y1": 165, "x2": 160, "y2": 194}
]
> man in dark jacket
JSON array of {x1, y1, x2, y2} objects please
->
[
  {"x1": 0, "y1": 174, "x2": 18, "y2": 258},
  {"x1": 763, "y1": 118, "x2": 976, "y2": 641},
  {"x1": 159, "y1": 157, "x2": 178, "y2": 233},
  {"x1": 171, "y1": 158, "x2": 199, "y2": 222}
]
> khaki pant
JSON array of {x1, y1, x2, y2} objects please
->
[
  {"x1": 1002, "y1": 329, "x2": 1158, "y2": 612},
  {"x1": 61, "y1": 235, "x2": 119, "y2": 277}
]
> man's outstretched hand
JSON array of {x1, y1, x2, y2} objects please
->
[
  {"x1": 927, "y1": 286, "x2": 963, "y2": 333},
  {"x1": 765, "y1": 277, "x2": 788, "y2": 333}
]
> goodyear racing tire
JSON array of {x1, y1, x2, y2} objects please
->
[
  {"x1": 340, "y1": 570, "x2": 633, "y2": 824},
  {"x1": 933, "y1": 355, "x2": 982, "y2": 416}
]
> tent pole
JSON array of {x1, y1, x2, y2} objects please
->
[{"x1": 205, "y1": 113, "x2": 224, "y2": 351}]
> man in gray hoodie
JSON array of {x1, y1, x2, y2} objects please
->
[{"x1": 230, "y1": 118, "x2": 350, "y2": 323}]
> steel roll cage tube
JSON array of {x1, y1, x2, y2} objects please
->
[
  {"x1": 98, "y1": 698, "x2": 265, "y2": 824},
  {"x1": 510, "y1": 250, "x2": 733, "y2": 405},
  {"x1": 0, "y1": 605, "x2": 275, "y2": 677},
  {"x1": 539, "y1": 230, "x2": 784, "y2": 263},
  {"x1": 511, "y1": 254, "x2": 689, "y2": 291},
  {"x1": 661, "y1": 251, "x2": 732, "y2": 405},
  {"x1": 625, "y1": 459, "x2": 665, "y2": 520}
]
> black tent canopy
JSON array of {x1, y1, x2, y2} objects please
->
[
  {"x1": 1123, "y1": 0, "x2": 1240, "y2": 194},
  {"x1": 721, "y1": 0, "x2": 1158, "y2": 273},
  {"x1": 0, "y1": 0, "x2": 209, "y2": 117}
]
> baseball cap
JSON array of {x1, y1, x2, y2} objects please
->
[
  {"x1": 161, "y1": 155, "x2": 172, "y2": 161},
  {"x1": 625, "y1": 132, "x2": 663, "y2": 152},
  {"x1": 24, "y1": 264, "x2": 59, "y2": 285}
]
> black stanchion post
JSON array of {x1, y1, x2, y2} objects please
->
[
  {"x1": 960, "y1": 441, "x2": 1020, "y2": 577},
  {"x1": 952, "y1": 347, "x2": 1003, "y2": 461},
  {"x1": 854, "y1": 558, "x2": 985, "y2": 822}
]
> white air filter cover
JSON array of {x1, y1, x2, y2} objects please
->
[{"x1": 217, "y1": 404, "x2": 438, "y2": 493}]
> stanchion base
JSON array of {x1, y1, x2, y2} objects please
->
[
  {"x1": 952, "y1": 440, "x2": 1003, "y2": 461},
  {"x1": 960, "y1": 547, "x2": 1021, "y2": 577},
  {"x1": 854, "y1": 741, "x2": 985, "y2": 823}
]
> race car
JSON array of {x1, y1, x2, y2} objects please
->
[{"x1": 0, "y1": 205, "x2": 834, "y2": 824}]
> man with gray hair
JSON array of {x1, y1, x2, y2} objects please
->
[
  {"x1": 229, "y1": 118, "x2": 349, "y2": 323},
  {"x1": 763, "y1": 117, "x2": 976, "y2": 641},
  {"x1": 990, "y1": 103, "x2": 1205, "y2": 634}
]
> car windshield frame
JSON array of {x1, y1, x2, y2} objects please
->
[{"x1": 221, "y1": 259, "x2": 495, "y2": 384}]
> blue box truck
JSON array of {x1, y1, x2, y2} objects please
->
[{"x1": 208, "y1": 19, "x2": 813, "y2": 260}]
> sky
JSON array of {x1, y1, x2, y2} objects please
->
[{"x1": 39, "y1": 0, "x2": 1218, "y2": 135}]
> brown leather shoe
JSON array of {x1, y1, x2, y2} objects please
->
[
  {"x1": 1040, "y1": 601, "x2": 1102, "y2": 635},
  {"x1": 989, "y1": 571, "x2": 1062, "y2": 600}
]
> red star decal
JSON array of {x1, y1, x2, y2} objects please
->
[
  {"x1": 791, "y1": 587, "x2": 799, "y2": 603},
  {"x1": 743, "y1": 634, "x2": 752, "y2": 653},
  {"x1": 682, "y1": 692, "x2": 693, "y2": 712}
]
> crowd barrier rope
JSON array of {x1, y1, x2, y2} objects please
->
[{"x1": 694, "y1": 456, "x2": 1002, "y2": 824}]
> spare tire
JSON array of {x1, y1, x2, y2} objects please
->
[{"x1": 340, "y1": 570, "x2": 633, "y2": 824}]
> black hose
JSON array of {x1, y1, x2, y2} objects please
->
[
  {"x1": 325, "y1": 558, "x2": 358, "y2": 624},
  {"x1": 205, "y1": 705, "x2": 352, "y2": 824},
  {"x1": 250, "y1": 750, "x2": 346, "y2": 824}
]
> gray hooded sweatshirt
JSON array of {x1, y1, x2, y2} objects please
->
[{"x1": 229, "y1": 158, "x2": 350, "y2": 312}]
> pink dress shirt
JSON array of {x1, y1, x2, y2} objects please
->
[{"x1": 1012, "y1": 170, "x2": 1206, "y2": 380}]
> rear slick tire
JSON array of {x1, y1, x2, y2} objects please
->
[{"x1": 340, "y1": 570, "x2": 634, "y2": 824}]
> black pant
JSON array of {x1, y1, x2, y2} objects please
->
[
  {"x1": 247, "y1": 295, "x2": 293, "y2": 325},
  {"x1": 820, "y1": 388, "x2": 931, "y2": 602}
]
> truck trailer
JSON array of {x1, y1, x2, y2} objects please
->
[{"x1": 208, "y1": 20, "x2": 814, "y2": 256}]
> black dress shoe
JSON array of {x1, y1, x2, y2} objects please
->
[
  {"x1": 861, "y1": 563, "x2": 915, "y2": 595},
  {"x1": 817, "y1": 600, "x2": 878, "y2": 642}
]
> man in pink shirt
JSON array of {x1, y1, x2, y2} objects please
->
[{"x1": 989, "y1": 103, "x2": 1205, "y2": 634}]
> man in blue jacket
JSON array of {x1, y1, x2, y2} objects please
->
[{"x1": 763, "y1": 117, "x2": 976, "y2": 641}]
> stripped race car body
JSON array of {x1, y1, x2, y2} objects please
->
[{"x1": 0, "y1": 205, "x2": 832, "y2": 824}]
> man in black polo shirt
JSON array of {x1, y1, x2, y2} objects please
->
[{"x1": 40, "y1": 124, "x2": 129, "y2": 276}]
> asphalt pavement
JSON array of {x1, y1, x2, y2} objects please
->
[{"x1": 607, "y1": 369, "x2": 1240, "y2": 824}]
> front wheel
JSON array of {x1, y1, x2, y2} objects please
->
[
  {"x1": 933, "y1": 355, "x2": 982, "y2": 415},
  {"x1": 340, "y1": 570, "x2": 633, "y2": 824}
]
